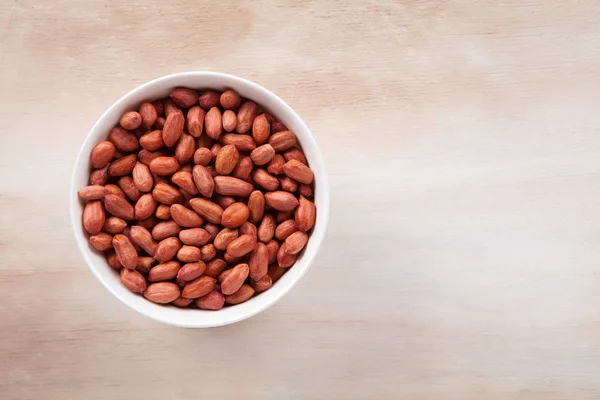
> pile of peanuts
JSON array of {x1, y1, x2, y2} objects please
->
[{"x1": 78, "y1": 87, "x2": 316, "y2": 309}]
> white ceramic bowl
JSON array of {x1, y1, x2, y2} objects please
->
[{"x1": 70, "y1": 72, "x2": 329, "y2": 328}]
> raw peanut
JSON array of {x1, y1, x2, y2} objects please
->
[
  {"x1": 152, "y1": 221, "x2": 181, "y2": 241},
  {"x1": 170, "y1": 204, "x2": 204, "y2": 228},
  {"x1": 284, "y1": 148, "x2": 308, "y2": 165},
  {"x1": 164, "y1": 99, "x2": 181, "y2": 116},
  {"x1": 107, "y1": 251, "x2": 121, "y2": 269},
  {"x1": 179, "y1": 228, "x2": 211, "y2": 246},
  {"x1": 224, "y1": 252, "x2": 244, "y2": 263},
  {"x1": 162, "y1": 111, "x2": 185, "y2": 147},
  {"x1": 138, "y1": 149, "x2": 166, "y2": 166},
  {"x1": 139, "y1": 130, "x2": 164, "y2": 151},
  {"x1": 296, "y1": 196, "x2": 316, "y2": 231},
  {"x1": 222, "y1": 110, "x2": 237, "y2": 132},
  {"x1": 154, "y1": 237, "x2": 182, "y2": 263},
  {"x1": 89, "y1": 232, "x2": 113, "y2": 251},
  {"x1": 266, "y1": 240, "x2": 279, "y2": 264},
  {"x1": 78, "y1": 185, "x2": 108, "y2": 201},
  {"x1": 226, "y1": 234, "x2": 257, "y2": 257},
  {"x1": 201, "y1": 244, "x2": 217, "y2": 262},
  {"x1": 210, "y1": 143, "x2": 222, "y2": 161},
  {"x1": 268, "y1": 264, "x2": 286, "y2": 282},
  {"x1": 265, "y1": 191, "x2": 299, "y2": 212},
  {"x1": 248, "y1": 191, "x2": 265, "y2": 224},
  {"x1": 134, "y1": 193, "x2": 158, "y2": 220},
  {"x1": 258, "y1": 214, "x2": 276, "y2": 243},
  {"x1": 279, "y1": 176, "x2": 298, "y2": 193},
  {"x1": 120, "y1": 111, "x2": 142, "y2": 130},
  {"x1": 196, "y1": 290, "x2": 225, "y2": 310},
  {"x1": 170, "y1": 87, "x2": 198, "y2": 108},
  {"x1": 109, "y1": 127, "x2": 139, "y2": 152},
  {"x1": 204, "y1": 224, "x2": 219, "y2": 241},
  {"x1": 177, "y1": 245, "x2": 201, "y2": 263},
  {"x1": 275, "y1": 219, "x2": 298, "y2": 241},
  {"x1": 177, "y1": 261, "x2": 206, "y2": 281},
  {"x1": 186, "y1": 106, "x2": 206, "y2": 137},
  {"x1": 144, "y1": 282, "x2": 180, "y2": 304},
  {"x1": 83, "y1": 200, "x2": 106, "y2": 235},
  {"x1": 213, "y1": 228, "x2": 239, "y2": 250},
  {"x1": 263, "y1": 113, "x2": 276, "y2": 123},
  {"x1": 250, "y1": 144, "x2": 275, "y2": 165},
  {"x1": 137, "y1": 216, "x2": 158, "y2": 230},
  {"x1": 233, "y1": 156, "x2": 253, "y2": 181},
  {"x1": 220, "y1": 89, "x2": 241, "y2": 110},
  {"x1": 277, "y1": 242, "x2": 297, "y2": 268},
  {"x1": 104, "y1": 193, "x2": 135, "y2": 220},
  {"x1": 219, "y1": 268, "x2": 233, "y2": 282},
  {"x1": 149, "y1": 261, "x2": 181, "y2": 281},
  {"x1": 215, "y1": 144, "x2": 239, "y2": 175},
  {"x1": 152, "y1": 173, "x2": 169, "y2": 186},
  {"x1": 192, "y1": 165, "x2": 214, "y2": 197},
  {"x1": 252, "y1": 274, "x2": 272, "y2": 293},
  {"x1": 252, "y1": 169, "x2": 279, "y2": 191},
  {"x1": 152, "y1": 183, "x2": 182, "y2": 205},
  {"x1": 205, "y1": 107, "x2": 223, "y2": 140},
  {"x1": 149, "y1": 156, "x2": 179, "y2": 176},
  {"x1": 221, "y1": 202, "x2": 250, "y2": 228},
  {"x1": 155, "y1": 204, "x2": 171, "y2": 220},
  {"x1": 189, "y1": 198, "x2": 223, "y2": 224},
  {"x1": 136, "y1": 256, "x2": 155, "y2": 273},
  {"x1": 139, "y1": 102, "x2": 158, "y2": 129},
  {"x1": 299, "y1": 184, "x2": 312, "y2": 198},
  {"x1": 193, "y1": 147, "x2": 211, "y2": 166},
  {"x1": 108, "y1": 154, "x2": 137, "y2": 176},
  {"x1": 199, "y1": 90, "x2": 221, "y2": 110},
  {"x1": 172, "y1": 296, "x2": 194, "y2": 307},
  {"x1": 130, "y1": 225, "x2": 157, "y2": 256},
  {"x1": 205, "y1": 259, "x2": 226, "y2": 278},
  {"x1": 213, "y1": 194, "x2": 236, "y2": 209},
  {"x1": 249, "y1": 242, "x2": 268, "y2": 280},
  {"x1": 155, "y1": 117, "x2": 165, "y2": 129},
  {"x1": 221, "y1": 133, "x2": 257, "y2": 151},
  {"x1": 113, "y1": 150, "x2": 126, "y2": 158},
  {"x1": 119, "y1": 176, "x2": 142, "y2": 201},
  {"x1": 277, "y1": 211, "x2": 294, "y2": 223},
  {"x1": 214, "y1": 176, "x2": 254, "y2": 197},
  {"x1": 268, "y1": 130, "x2": 297, "y2": 152},
  {"x1": 132, "y1": 162, "x2": 154, "y2": 192},
  {"x1": 271, "y1": 121, "x2": 288, "y2": 133},
  {"x1": 91, "y1": 141, "x2": 116, "y2": 169},
  {"x1": 182, "y1": 276, "x2": 216, "y2": 298},
  {"x1": 171, "y1": 171, "x2": 199, "y2": 195},
  {"x1": 221, "y1": 263, "x2": 250, "y2": 295},
  {"x1": 103, "y1": 216, "x2": 127, "y2": 234},
  {"x1": 90, "y1": 164, "x2": 110, "y2": 185},
  {"x1": 236, "y1": 101, "x2": 259, "y2": 134},
  {"x1": 225, "y1": 285, "x2": 255, "y2": 305},
  {"x1": 121, "y1": 269, "x2": 146, "y2": 293},
  {"x1": 285, "y1": 231, "x2": 309, "y2": 254},
  {"x1": 267, "y1": 154, "x2": 285, "y2": 175},
  {"x1": 153, "y1": 100, "x2": 165, "y2": 116},
  {"x1": 240, "y1": 222, "x2": 257, "y2": 239},
  {"x1": 105, "y1": 184, "x2": 126, "y2": 198},
  {"x1": 175, "y1": 133, "x2": 195, "y2": 164},
  {"x1": 252, "y1": 114, "x2": 271, "y2": 144},
  {"x1": 113, "y1": 234, "x2": 138, "y2": 270},
  {"x1": 283, "y1": 159, "x2": 314, "y2": 184}
]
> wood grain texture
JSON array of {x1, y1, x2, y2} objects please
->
[{"x1": 2, "y1": 0, "x2": 600, "y2": 398}]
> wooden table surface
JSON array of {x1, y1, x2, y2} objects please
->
[{"x1": 2, "y1": 1, "x2": 600, "y2": 398}]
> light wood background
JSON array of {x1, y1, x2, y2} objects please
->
[{"x1": 2, "y1": 1, "x2": 600, "y2": 399}]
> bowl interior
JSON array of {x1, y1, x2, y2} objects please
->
[{"x1": 70, "y1": 72, "x2": 329, "y2": 327}]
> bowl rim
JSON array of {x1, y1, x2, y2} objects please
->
[{"x1": 69, "y1": 71, "x2": 330, "y2": 327}]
